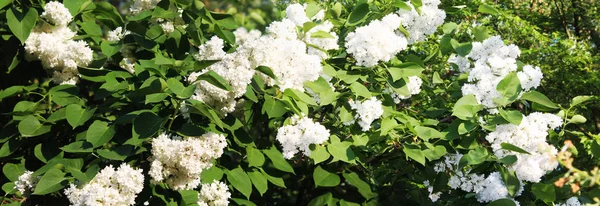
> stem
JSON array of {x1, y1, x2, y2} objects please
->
[{"x1": 167, "y1": 100, "x2": 181, "y2": 131}]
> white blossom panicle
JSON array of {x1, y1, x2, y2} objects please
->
[
  {"x1": 276, "y1": 115, "x2": 330, "y2": 159},
  {"x1": 423, "y1": 180, "x2": 442, "y2": 202},
  {"x1": 391, "y1": 76, "x2": 423, "y2": 103},
  {"x1": 266, "y1": 19, "x2": 298, "y2": 40},
  {"x1": 64, "y1": 164, "x2": 144, "y2": 206},
  {"x1": 396, "y1": 0, "x2": 446, "y2": 44},
  {"x1": 149, "y1": 132, "x2": 227, "y2": 190},
  {"x1": 348, "y1": 97, "x2": 384, "y2": 131},
  {"x1": 194, "y1": 36, "x2": 227, "y2": 61},
  {"x1": 304, "y1": 21, "x2": 339, "y2": 59},
  {"x1": 556, "y1": 197, "x2": 582, "y2": 206},
  {"x1": 475, "y1": 172, "x2": 522, "y2": 203},
  {"x1": 25, "y1": 5, "x2": 93, "y2": 85},
  {"x1": 345, "y1": 13, "x2": 408, "y2": 67},
  {"x1": 197, "y1": 180, "x2": 231, "y2": 206},
  {"x1": 129, "y1": 0, "x2": 160, "y2": 15},
  {"x1": 233, "y1": 28, "x2": 262, "y2": 45},
  {"x1": 107, "y1": 27, "x2": 131, "y2": 43},
  {"x1": 14, "y1": 171, "x2": 39, "y2": 195},
  {"x1": 41, "y1": 1, "x2": 72, "y2": 26},
  {"x1": 285, "y1": 3, "x2": 310, "y2": 26},
  {"x1": 485, "y1": 112, "x2": 563, "y2": 182},
  {"x1": 159, "y1": 20, "x2": 175, "y2": 34},
  {"x1": 451, "y1": 36, "x2": 543, "y2": 111},
  {"x1": 120, "y1": 59, "x2": 136, "y2": 74}
]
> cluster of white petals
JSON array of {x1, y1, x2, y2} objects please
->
[
  {"x1": 24, "y1": 2, "x2": 92, "y2": 85},
  {"x1": 390, "y1": 76, "x2": 423, "y2": 103},
  {"x1": 276, "y1": 115, "x2": 330, "y2": 159},
  {"x1": 64, "y1": 164, "x2": 144, "y2": 206},
  {"x1": 347, "y1": 97, "x2": 384, "y2": 131},
  {"x1": 40, "y1": 1, "x2": 72, "y2": 26},
  {"x1": 486, "y1": 112, "x2": 562, "y2": 182},
  {"x1": 106, "y1": 27, "x2": 131, "y2": 43},
  {"x1": 450, "y1": 36, "x2": 543, "y2": 112},
  {"x1": 189, "y1": 3, "x2": 335, "y2": 114},
  {"x1": 345, "y1": 13, "x2": 407, "y2": 67},
  {"x1": 423, "y1": 180, "x2": 441, "y2": 202},
  {"x1": 14, "y1": 171, "x2": 39, "y2": 195},
  {"x1": 556, "y1": 197, "x2": 582, "y2": 206},
  {"x1": 435, "y1": 154, "x2": 523, "y2": 204},
  {"x1": 197, "y1": 180, "x2": 231, "y2": 206},
  {"x1": 396, "y1": 0, "x2": 446, "y2": 43},
  {"x1": 475, "y1": 172, "x2": 521, "y2": 203},
  {"x1": 129, "y1": 0, "x2": 160, "y2": 15},
  {"x1": 149, "y1": 132, "x2": 227, "y2": 190}
]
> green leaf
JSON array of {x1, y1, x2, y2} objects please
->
[
  {"x1": 310, "y1": 145, "x2": 330, "y2": 164},
  {"x1": 101, "y1": 41, "x2": 122, "y2": 57},
  {"x1": 571, "y1": 95, "x2": 596, "y2": 107},
  {"x1": 569, "y1": 115, "x2": 587, "y2": 124},
  {"x1": 262, "y1": 95, "x2": 287, "y2": 118},
  {"x1": 0, "y1": 139, "x2": 20, "y2": 158},
  {"x1": 498, "y1": 166, "x2": 521, "y2": 197},
  {"x1": 498, "y1": 109, "x2": 523, "y2": 125},
  {"x1": 262, "y1": 147, "x2": 295, "y2": 174},
  {"x1": 403, "y1": 144, "x2": 425, "y2": 166},
  {"x1": 3, "y1": 163, "x2": 25, "y2": 182},
  {"x1": 478, "y1": 4, "x2": 500, "y2": 15},
  {"x1": 451, "y1": 40, "x2": 472, "y2": 57},
  {"x1": 6, "y1": 7, "x2": 38, "y2": 44},
  {"x1": 313, "y1": 166, "x2": 340, "y2": 187},
  {"x1": 487, "y1": 199, "x2": 516, "y2": 206},
  {"x1": 200, "y1": 166, "x2": 224, "y2": 184},
  {"x1": 132, "y1": 112, "x2": 165, "y2": 139},
  {"x1": 145, "y1": 93, "x2": 169, "y2": 104},
  {"x1": 195, "y1": 70, "x2": 232, "y2": 91},
  {"x1": 18, "y1": 115, "x2": 51, "y2": 137},
  {"x1": 459, "y1": 147, "x2": 488, "y2": 167},
  {"x1": 66, "y1": 105, "x2": 95, "y2": 129},
  {"x1": 247, "y1": 170, "x2": 268, "y2": 196},
  {"x1": 33, "y1": 169, "x2": 66, "y2": 195},
  {"x1": 349, "y1": 82, "x2": 371, "y2": 98},
  {"x1": 343, "y1": 172, "x2": 377, "y2": 199},
  {"x1": 0, "y1": 86, "x2": 24, "y2": 101},
  {"x1": 247, "y1": 147, "x2": 265, "y2": 167},
  {"x1": 496, "y1": 72, "x2": 522, "y2": 100},
  {"x1": 308, "y1": 192, "x2": 333, "y2": 206},
  {"x1": 179, "y1": 190, "x2": 199, "y2": 205},
  {"x1": 414, "y1": 126, "x2": 444, "y2": 141},
  {"x1": 442, "y1": 22, "x2": 458, "y2": 34},
  {"x1": 255, "y1": 66, "x2": 277, "y2": 80},
  {"x1": 500, "y1": 155, "x2": 517, "y2": 165},
  {"x1": 346, "y1": 3, "x2": 370, "y2": 26},
  {"x1": 521, "y1": 91, "x2": 559, "y2": 109},
  {"x1": 284, "y1": 89, "x2": 317, "y2": 106},
  {"x1": 452, "y1": 95, "x2": 483, "y2": 120},
  {"x1": 310, "y1": 30, "x2": 335, "y2": 38},
  {"x1": 394, "y1": 0, "x2": 412, "y2": 10},
  {"x1": 380, "y1": 117, "x2": 398, "y2": 136},
  {"x1": 500, "y1": 143, "x2": 531, "y2": 154},
  {"x1": 64, "y1": 0, "x2": 88, "y2": 15},
  {"x1": 227, "y1": 167, "x2": 253, "y2": 199},
  {"x1": 86, "y1": 121, "x2": 115, "y2": 148},
  {"x1": 61, "y1": 141, "x2": 94, "y2": 153},
  {"x1": 423, "y1": 145, "x2": 447, "y2": 161},
  {"x1": 532, "y1": 183, "x2": 556, "y2": 202},
  {"x1": 166, "y1": 78, "x2": 196, "y2": 99},
  {"x1": 473, "y1": 26, "x2": 490, "y2": 41},
  {"x1": 387, "y1": 63, "x2": 424, "y2": 81},
  {"x1": 327, "y1": 141, "x2": 356, "y2": 164}
]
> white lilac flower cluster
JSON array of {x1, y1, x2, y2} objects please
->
[
  {"x1": 276, "y1": 115, "x2": 330, "y2": 159},
  {"x1": 24, "y1": 2, "x2": 93, "y2": 85},
  {"x1": 396, "y1": 0, "x2": 446, "y2": 44},
  {"x1": 345, "y1": 0, "x2": 446, "y2": 67},
  {"x1": 129, "y1": 0, "x2": 160, "y2": 15},
  {"x1": 188, "y1": 3, "x2": 336, "y2": 114},
  {"x1": 106, "y1": 27, "x2": 131, "y2": 43},
  {"x1": 14, "y1": 171, "x2": 39, "y2": 195},
  {"x1": 64, "y1": 164, "x2": 144, "y2": 206},
  {"x1": 345, "y1": 13, "x2": 407, "y2": 67},
  {"x1": 149, "y1": 132, "x2": 227, "y2": 190},
  {"x1": 434, "y1": 153, "x2": 523, "y2": 204},
  {"x1": 556, "y1": 197, "x2": 582, "y2": 206},
  {"x1": 197, "y1": 180, "x2": 231, "y2": 206},
  {"x1": 449, "y1": 36, "x2": 543, "y2": 112},
  {"x1": 347, "y1": 97, "x2": 384, "y2": 131},
  {"x1": 485, "y1": 112, "x2": 563, "y2": 182},
  {"x1": 390, "y1": 75, "x2": 423, "y2": 103},
  {"x1": 423, "y1": 180, "x2": 442, "y2": 202}
]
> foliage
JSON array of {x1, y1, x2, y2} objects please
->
[{"x1": 0, "y1": 0, "x2": 598, "y2": 205}]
